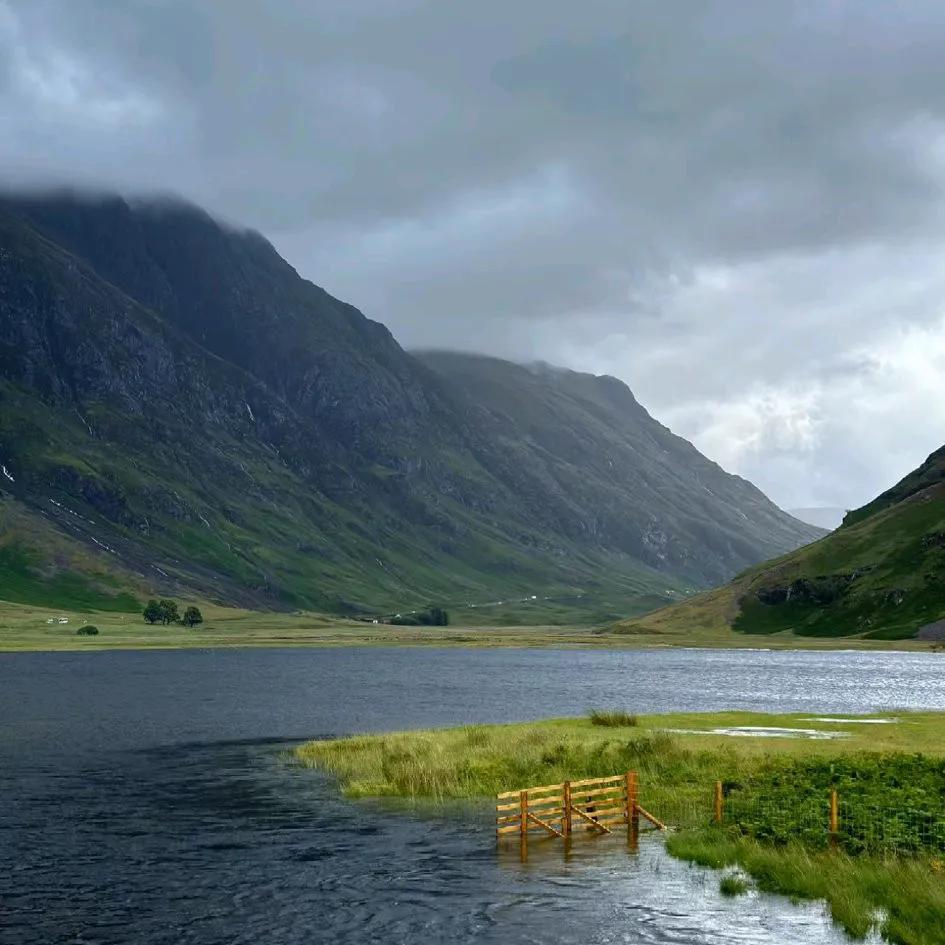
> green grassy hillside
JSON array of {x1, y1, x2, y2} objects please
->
[
  {"x1": 0, "y1": 498, "x2": 141, "y2": 612},
  {"x1": 609, "y1": 453, "x2": 945, "y2": 641}
]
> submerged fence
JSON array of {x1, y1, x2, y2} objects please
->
[{"x1": 496, "y1": 771, "x2": 665, "y2": 840}]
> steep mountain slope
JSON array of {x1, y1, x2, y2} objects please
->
[
  {"x1": 843, "y1": 446, "x2": 945, "y2": 527},
  {"x1": 415, "y1": 353, "x2": 820, "y2": 579},
  {"x1": 0, "y1": 191, "x2": 818, "y2": 619},
  {"x1": 610, "y1": 447, "x2": 945, "y2": 640}
]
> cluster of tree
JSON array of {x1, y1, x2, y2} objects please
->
[
  {"x1": 143, "y1": 599, "x2": 203, "y2": 628},
  {"x1": 390, "y1": 606, "x2": 449, "y2": 626},
  {"x1": 76, "y1": 624, "x2": 99, "y2": 636}
]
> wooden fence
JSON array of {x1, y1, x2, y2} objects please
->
[{"x1": 496, "y1": 771, "x2": 665, "y2": 840}]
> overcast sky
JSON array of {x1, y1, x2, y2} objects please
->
[{"x1": 3, "y1": 0, "x2": 945, "y2": 510}]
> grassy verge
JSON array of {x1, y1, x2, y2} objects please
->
[{"x1": 295, "y1": 712, "x2": 945, "y2": 944}]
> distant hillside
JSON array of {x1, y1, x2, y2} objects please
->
[
  {"x1": 0, "y1": 191, "x2": 819, "y2": 621},
  {"x1": 610, "y1": 447, "x2": 945, "y2": 640}
]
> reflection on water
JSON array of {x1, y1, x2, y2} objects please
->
[{"x1": 2, "y1": 646, "x2": 938, "y2": 944}]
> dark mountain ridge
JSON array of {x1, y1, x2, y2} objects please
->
[{"x1": 0, "y1": 191, "x2": 820, "y2": 618}]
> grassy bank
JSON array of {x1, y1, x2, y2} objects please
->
[
  {"x1": 1, "y1": 598, "x2": 937, "y2": 651},
  {"x1": 295, "y1": 712, "x2": 945, "y2": 944},
  {"x1": 667, "y1": 832, "x2": 945, "y2": 945}
]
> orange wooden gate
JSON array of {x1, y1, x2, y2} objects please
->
[{"x1": 496, "y1": 771, "x2": 664, "y2": 839}]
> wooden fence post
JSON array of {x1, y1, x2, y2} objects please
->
[
  {"x1": 627, "y1": 770, "x2": 639, "y2": 836},
  {"x1": 714, "y1": 781, "x2": 724, "y2": 825},
  {"x1": 563, "y1": 781, "x2": 572, "y2": 838},
  {"x1": 520, "y1": 790, "x2": 528, "y2": 839},
  {"x1": 829, "y1": 789, "x2": 839, "y2": 846}
]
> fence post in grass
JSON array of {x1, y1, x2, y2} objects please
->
[
  {"x1": 714, "y1": 781, "x2": 724, "y2": 825},
  {"x1": 627, "y1": 770, "x2": 639, "y2": 838},
  {"x1": 829, "y1": 789, "x2": 839, "y2": 847},
  {"x1": 520, "y1": 790, "x2": 529, "y2": 840},
  {"x1": 563, "y1": 781, "x2": 572, "y2": 838}
]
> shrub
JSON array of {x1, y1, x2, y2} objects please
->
[{"x1": 76, "y1": 625, "x2": 99, "y2": 636}]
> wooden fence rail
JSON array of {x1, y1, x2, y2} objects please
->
[{"x1": 496, "y1": 771, "x2": 665, "y2": 840}]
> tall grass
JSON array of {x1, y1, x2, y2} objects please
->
[
  {"x1": 718, "y1": 873, "x2": 749, "y2": 896},
  {"x1": 296, "y1": 724, "x2": 719, "y2": 802},
  {"x1": 589, "y1": 708, "x2": 638, "y2": 727}
]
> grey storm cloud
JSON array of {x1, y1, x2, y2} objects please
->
[{"x1": 3, "y1": 0, "x2": 945, "y2": 510}]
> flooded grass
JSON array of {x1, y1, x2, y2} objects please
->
[
  {"x1": 297, "y1": 711, "x2": 945, "y2": 944},
  {"x1": 719, "y1": 872, "x2": 750, "y2": 896},
  {"x1": 668, "y1": 831, "x2": 945, "y2": 945}
]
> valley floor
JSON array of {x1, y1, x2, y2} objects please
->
[{"x1": 0, "y1": 599, "x2": 938, "y2": 652}]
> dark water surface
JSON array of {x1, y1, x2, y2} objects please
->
[{"x1": 2, "y1": 646, "x2": 943, "y2": 944}]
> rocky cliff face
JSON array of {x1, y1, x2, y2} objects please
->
[{"x1": 0, "y1": 191, "x2": 820, "y2": 615}]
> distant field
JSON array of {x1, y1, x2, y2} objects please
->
[{"x1": 0, "y1": 598, "x2": 936, "y2": 651}]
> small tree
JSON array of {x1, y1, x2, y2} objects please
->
[
  {"x1": 181, "y1": 606, "x2": 203, "y2": 628},
  {"x1": 159, "y1": 599, "x2": 180, "y2": 625},
  {"x1": 143, "y1": 600, "x2": 163, "y2": 624},
  {"x1": 76, "y1": 624, "x2": 99, "y2": 636}
]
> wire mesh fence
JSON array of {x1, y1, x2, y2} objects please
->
[{"x1": 649, "y1": 784, "x2": 945, "y2": 858}]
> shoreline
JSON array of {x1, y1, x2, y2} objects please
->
[{"x1": 0, "y1": 637, "x2": 934, "y2": 653}]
